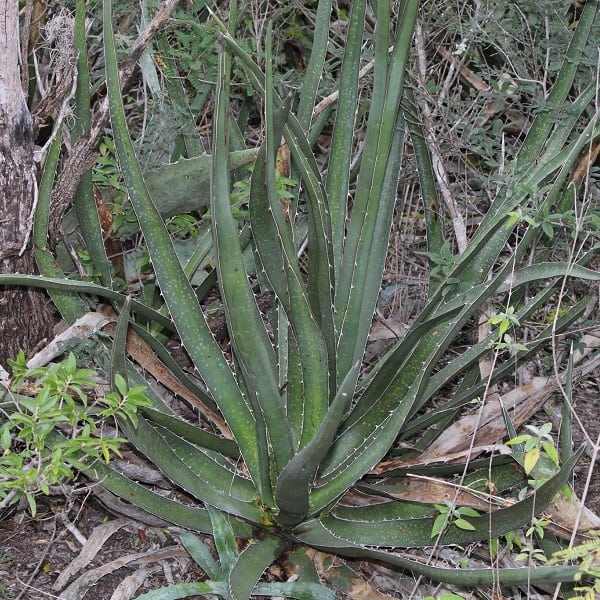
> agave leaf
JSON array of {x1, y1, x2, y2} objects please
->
[
  {"x1": 406, "y1": 290, "x2": 589, "y2": 429},
  {"x1": 325, "y1": 0, "x2": 366, "y2": 274},
  {"x1": 249, "y1": 96, "x2": 329, "y2": 454},
  {"x1": 334, "y1": 0, "x2": 418, "y2": 386},
  {"x1": 312, "y1": 250, "x2": 597, "y2": 507},
  {"x1": 228, "y1": 536, "x2": 280, "y2": 600},
  {"x1": 535, "y1": 84, "x2": 597, "y2": 166},
  {"x1": 423, "y1": 259, "x2": 599, "y2": 324},
  {"x1": 139, "y1": 406, "x2": 239, "y2": 457},
  {"x1": 316, "y1": 298, "x2": 474, "y2": 498},
  {"x1": 307, "y1": 450, "x2": 581, "y2": 548},
  {"x1": 72, "y1": 0, "x2": 114, "y2": 287},
  {"x1": 400, "y1": 295, "x2": 589, "y2": 442},
  {"x1": 364, "y1": 459, "x2": 527, "y2": 498},
  {"x1": 211, "y1": 40, "x2": 292, "y2": 478},
  {"x1": 252, "y1": 582, "x2": 337, "y2": 600},
  {"x1": 404, "y1": 86, "x2": 444, "y2": 280},
  {"x1": 291, "y1": 517, "x2": 584, "y2": 587},
  {"x1": 275, "y1": 364, "x2": 359, "y2": 526},
  {"x1": 144, "y1": 149, "x2": 258, "y2": 217},
  {"x1": 458, "y1": 115, "x2": 600, "y2": 273},
  {"x1": 294, "y1": 0, "x2": 333, "y2": 131},
  {"x1": 179, "y1": 532, "x2": 223, "y2": 581},
  {"x1": 207, "y1": 504, "x2": 238, "y2": 575},
  {"x1": 515, "y1": 0, "x2": 598, "y2": 167},
  {"x1": 51, "y1": 432, "x2": 252, "y2": 535},
  {"x1": 220, "y1": 31, "x2": 337, "y2": 368},
  {"x1": 136, "y1": 419, "x2": 257, "y2": 503},
  {"x1": 118, "y1": 415, "x2": 263, "y2": 522},
  {"x1": 135, "y1": 581, "x2": 228, "y2": 599},
  {"x1": 0, "y1": 274, "x2": 176, "y2": 329},
  {"x1": 109, "y1": 294, "x2": 130, "y2": 386},
  {"x1": 33, "y1": 130, "x2": 89, "y2": 323},
  {"x1": 334, "y1": 111, "x2": 406, "y2": 392},
  {"x1": 102, "y1": 0, "x2": 264, "y2": 494},
  {"x1": 282, "y1": 118, "x2": 336, "y2": 365}
]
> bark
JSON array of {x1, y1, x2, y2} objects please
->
[{"x1": 0, "y1": 0, "x2": 54, "y2": 368}]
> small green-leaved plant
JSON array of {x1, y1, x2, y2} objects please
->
[
  {"x1": 431, "y1": 500, "x2": 481, "y2": 538},
  {"x1": 506, "y1": 422, "x2": 560, "y2": 482},
  {"x1": 214, "y1": 168, "x2": 297, "y2": 220},
  {"x1": 526, "y1": 516, "x2": 550, "y2": 539},
  {"x1": 515, "y1": 541, "x2": 548, "y2": 564},
  {"x1": 488, "y1": 306, "x2": 529, "y2": 353},
  {"x1": 166, "y1": 213, "x2": 201, "y2": 239},
  {"x1": 0, "y1": 352, "x2": 150, "y2": 516},
  {"x1": 427, "y1": 241, "x2": 458, "y2": 285}
]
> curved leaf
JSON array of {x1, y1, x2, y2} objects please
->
[
  {"x1": 211, "y1": 39, "x2": 292, "y2": 479},
  {"x1": 228, "y1": 536, "x2": 280, "y2": 600},
  {"x1": 179, "y1": 532, "x2": 223, "y2": 580},
  {"x1": 250, "y1": 99, "x2": 329, "y2": 453},
  {"x1": 293, "y1": 516, "x2": 584, "y2": 586},
  {"x1": 135, "y1": 581, "x2": 227, "y2": 599},
  {"x1": 102, "y1": 0, "x2": 263, "y2": 494},
  {"x1": 139, "y1": 406, "x2": 239, "y2": 457},
  {"x1": 275, "y1": 365, "x2": 358, "y2": 526},
  {"x1": 304, "y1": 451, "x2": 581, "y2": 548},
  {"x1": 120, "y1": 416, "x2": 263, "y2": 522}
]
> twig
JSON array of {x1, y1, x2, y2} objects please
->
[
  {"x1": 313, "y1": 56, "x2": 379, "y2": 118},
  {"x1": 413, "y1": 22, "x2": 468, "y2": 253},
  {"x1": 59, "y1": 509, "x2": 88, "y2": 545}
]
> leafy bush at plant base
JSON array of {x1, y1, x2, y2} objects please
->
[
  {"x1": 1, "y1": 0, "x2": 600, "y2": 597},
  {"x1": 0, "y1": 352, "x2": 150, "y2": 517}
]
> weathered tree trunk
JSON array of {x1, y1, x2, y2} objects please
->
[{"x1": 0, "y1": 0, "x2": 54, "y2": 368}]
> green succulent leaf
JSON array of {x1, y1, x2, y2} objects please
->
[
  {"x1": 134, "y1": 581, "x2": 227, "y2": 599},
  {"x1": 228, "y1": 536, "x2": 280, "y2": 600},
  {"x1": 211, "y1": 33, "x2": 292, "y2": 482},
  {"x1": 179, "y1": 532, "x2": 224, "y2": 581},
  {"x1": 139, "y1": 406, "x2": 239, "y2": 457},
  {"x1": 103, "y1": 0, "x2": 264, "y2": 495},
  {"x1": 249, "y1": 97, "x2": 329, "y2": 456},
  {"x1": 208, "y1": 504, "x2": 239, "y2": 575},
  {"x1": 298, "y1": 450, "x2": 582, "y2": 549}
]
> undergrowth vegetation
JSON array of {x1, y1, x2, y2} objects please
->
[{"x1": 1, "y1": 0, "x2": 600, "y2": 598}]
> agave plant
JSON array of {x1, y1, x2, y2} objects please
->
[{"x1": 2, "y1": 0, "x2": 600, "y2": 596}]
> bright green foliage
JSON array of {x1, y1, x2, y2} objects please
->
[
  {"x1": 427, "y1": 241, "x2": 457, "y2": 286},
  {"x1": 506, "y1": 422, "x2": 561, "y2": 482},
  {"x1": 0, "y1": 352, "x2": 150, "y2": 516},
  {"x1": 526, "y1": 516, "x2": 550, "y2": 539},
  {"x1": 515, "y1": 542, "x2": 548, "y2": 564},
  {"x1": 98, "y1": 373, "x2": 151, "y2": 428},
  {"x1": 431, "y1": 501, "x2": 481, "y2": 538},
  {"x1": 488, "y1": 305, "x2": 529, "y2": 352},
  {"x1": 1, "y1": 0, "x2": 599, "y2": 596}
]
